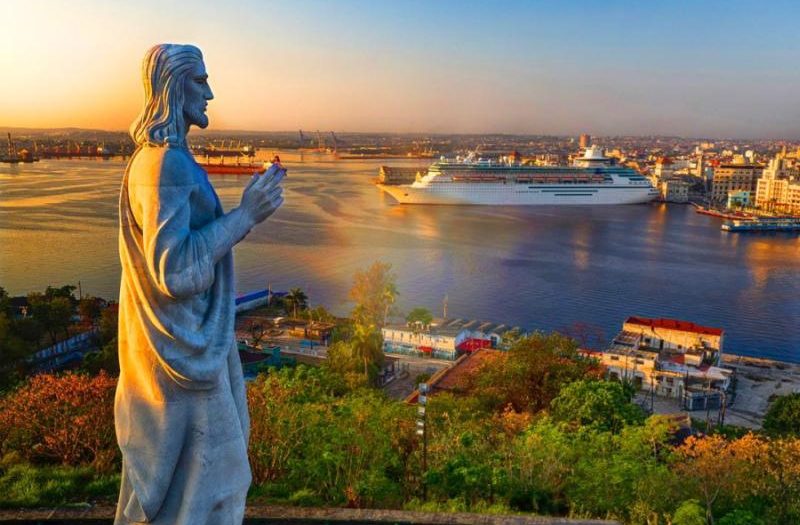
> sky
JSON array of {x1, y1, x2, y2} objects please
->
[{"x1": 1, "y1": 0, "x2": 799, "y2": 138}]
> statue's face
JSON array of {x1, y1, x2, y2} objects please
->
[{"x1": 183, "y1": 60, "x2": 214, "y2": 129}]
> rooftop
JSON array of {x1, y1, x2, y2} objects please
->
[
  {"x1": 625, "y1": 316, "x2": 723, "y2": 337},
  {"x1": 405, "y1": 349, "x2": 503, "y2": 403}
]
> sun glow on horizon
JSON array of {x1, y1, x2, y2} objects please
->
[{"x1": 2, "y1": 0, "x2": 800, "y2": 138}]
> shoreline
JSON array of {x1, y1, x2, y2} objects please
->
[{"x1": 638, "y1": 352, "x2": 800, "y2": 429}]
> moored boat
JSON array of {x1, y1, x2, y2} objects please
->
[{"x1": 378, "y1": 146, "x2": 659, "y2": 206}]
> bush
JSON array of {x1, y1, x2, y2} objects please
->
[
  {"x1": 247, "y1": 366, "x2": 415, "y2": 508},
  {"x1": 550, "y1": 379, "x2": 645, "y2": 433},
  {"x1": 718, "y1": 509, "x2": 764, "y2": 525},
  {"x1": 672, "y1": 499, "x2": 706, "y2": 525},
  {"x1": 763, "y1": 393, "x2": 800, "y2": 437},
  {"x1": 0, "y1": 372, "x2": 118, "y2": 471}
]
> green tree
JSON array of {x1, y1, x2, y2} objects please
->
[
  {"x1": 550, "y1": 380, "x2": 645, "y2": 433},
  {"x1": 325, "y1": 324, "x2": 384, "y2": 386},
  {"x1": 405, "y1": 307, "x2": 433, "y2": 330},
  {"x1": 351, "y1": 322, "x2": 383, "y2": 377},
  {"x1": 43, "y1": 285, "x2": 77, "y2": 304},
  {"x1": 325, "y1": 341, "x2": 368, "y2": 389},
  {"x1": 27, "y1": 293, "x2": 74, "y2": 345},
  {"x1": 78, "y1": 296, "x2": 103, "y2": 325},
  {"x1": 672, "y1": 500, "x2": 707, "y2": 525},
  {"x1": 423, "y1": 394, "x2": 505, "y2": 509},
  {"x1": 382, "y1": 281, "x2": 398, "y2": 326},
  {"x1": 763, "y1": 393, "x2": 800, "y2": 437},
  {"x1": 81, "y1": 338, "x2": 119, "y2": 375},
  {"x1": 247, "y1": 366, "x2": 414, "y2": 508},
  {"x1": 349, "y1": 261, "x2": 398, "y2": 328},
  {"x1": 98, "y1": 305, "x2": 118, "y2": 345},
  {"x1": 304, "y1": 305, "x2": 335, "y2": 323},
  {"x1": 284, "y1": 288, "x2": 308, "y2": 319},
  {"x1": 563, "y1": 418, "x2": 680, "y2": 520},
  {"x1": 0, "y1": 313, "x2": 30, "y2": 390},
  {"x1": 0, "y1": 287, "x2": 9, "y2": 315},
  {"x1": 718, "y1": 510, "x2": 765, "y2": 525},
  {"x1": 473, "y1": 333, "x2": 602, "y2": 414}
]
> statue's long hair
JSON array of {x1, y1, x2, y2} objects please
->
[{"x1": 130, "y1": 44, "x2": 203, "y2": 147}]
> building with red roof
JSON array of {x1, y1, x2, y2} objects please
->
[
  {"x1": 598, "y1": 316, "x2": 732, "y2": 411},
  {"x1": 405, "y1": 349, "x2": 502, "y2": 404},
  {"x1": 623, "y1": 316, "x2": 724, "y2": 354}
]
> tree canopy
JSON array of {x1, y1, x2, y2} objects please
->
[
  {"x1": 763, "y1": 393, "x2": 800, "y2": 437},
  {"x1": 472, "y1": 332, "x2": 602, "y2": 414},
  {"x1": 349, "y1": 261, "x2": 398, "y2": 327},
  {"x1": 405, "y1": 307, "x2": 433, "y2": 328},
  {"x1": 284, "y1": 288, "x2": 308, "y2": 319},
  {"x1": 550, "y1": 379, "x2": 645, "y2": 433}
]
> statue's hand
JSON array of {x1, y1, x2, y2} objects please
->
[{"x1": 239, "y1": 163, "x2": 285, "y2": 227}]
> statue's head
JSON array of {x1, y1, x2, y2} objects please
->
[{"x1": 130, "y1": 44, "x2": 214, "y2": 147}]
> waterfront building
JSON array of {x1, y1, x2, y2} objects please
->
[
  {"x1": 382, "y1": 323, "x2": 468, "y2": 360},
  {"x1": 755, "y1": 153, "x2": 800, "y2": 215},
  {"x1": 597, "y1": 317, "x2": 733, "y2": 410},
  {"x1": 579, "y1": 133, "x2": 591, "y2": 149},
  {"x1": 660, "y1": 179, "x2": 689, "y2": 203},
  {"x1": 693, "y1": 153, "x2": 705, "y2": 178},
  {"x1": 727, "y1": 190, "x2": 751, "y2": 209},
  {"x1": 382, "y1": 318, "x2": 520, "y2": 360},
  {"x1": 710, "y1": 163, "x2": 763, "y2": 204},
  {"x1": 653, "y1": 157, "x2": 674, "y2": 182}
]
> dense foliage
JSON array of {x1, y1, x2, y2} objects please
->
[
  {"x1": 763, "y1": 393, "x2": 800, "y2": 437},
  {"x1": 0, "y1": 372, "x2": 118, "y2": 471},
  {"x1": 470, "y1": 332, "x2": 603, "y2": 413},
  {"x1": 0, "y1": 320, "x2": 798, "y2": 522},
  {"x1": 0, "y1": 284, "x2": 118, "y2": 389},
  {"x1": 247, "y1": 366, "x2": 415, "y2": 507}
]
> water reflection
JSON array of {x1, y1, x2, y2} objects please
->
[{"x1": 1, "y1": 158, "x2": 798, "y2": 361}]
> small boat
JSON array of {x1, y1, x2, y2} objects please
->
[{"x1": 722, "y1": 218, "x2": 800, "y2": 232}]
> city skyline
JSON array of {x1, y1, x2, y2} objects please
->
[{"x1": 2, "y1": 0, "x2": 800, "y2": 139}]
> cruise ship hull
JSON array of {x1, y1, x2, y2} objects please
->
[{"x1": 379, "y1": 183, "x2": 659, "y2": 205}]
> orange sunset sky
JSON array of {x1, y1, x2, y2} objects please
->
[{"x1": 2, "y1": 0, "x2": 799, "y2": 138}]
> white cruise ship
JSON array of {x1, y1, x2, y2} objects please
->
[{"x1": 378, "y1": 146, "x2": 659, "y2": 205}]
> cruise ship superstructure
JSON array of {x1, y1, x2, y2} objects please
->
[{"x1": 378, "y1": 146, "x2": 659, "y2": 205}]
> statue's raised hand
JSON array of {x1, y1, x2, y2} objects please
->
[{"x1": 239, "y1": 163, "x2": 285, "y2": 226}]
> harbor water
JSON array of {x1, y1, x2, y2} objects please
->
[{"x1": 1, "y1": 157, "x2": 798, "y2": 362}]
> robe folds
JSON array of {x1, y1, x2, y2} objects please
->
[{"x1": 115, "y1": 144, "x2": 252, "y2": 525}]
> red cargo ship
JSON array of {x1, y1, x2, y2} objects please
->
[{"x1": 199, "y1": 162, "x2": 267, "y2": 175}]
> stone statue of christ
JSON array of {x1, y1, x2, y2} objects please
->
[{"x1": 114, "y1": 43, "x2": 284, "y2": 525}]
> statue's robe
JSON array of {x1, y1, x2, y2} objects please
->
[{"x1": 115, "y1": 144, "x2": 251, "y2": 525}]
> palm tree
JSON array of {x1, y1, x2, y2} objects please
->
[
  {"x1": 351, "y1": 322, "x2": 383, "y2": 377},
  {"x1": 285, "y1": 288, "x2": 308, "y2": 319},
  {"x1": 382, "y1": 282, "x2": 398, "y2": 326}
]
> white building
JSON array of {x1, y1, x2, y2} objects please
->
[
  {"x1": 660, "y1": 179, "x2": 689, "y2": 203},
  {"x1": 755, "y1": 152, "x2": 800, "y2": 215},
  {"x1": 597, "y1": 317, "x2": 733, "y2": 410},
  {"x1": 381, "y1": 318, "x2": 521, "y2": 360}
]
